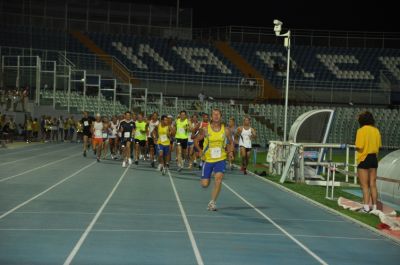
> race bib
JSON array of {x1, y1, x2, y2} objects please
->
[
  {"x1": 83, "y1": 121, "x2": 89, "y2": 126},
  {"x1": 178, "y1": 128, "x2": 186, "y2": 135},
  {"x1": 102, "y1": 133, "x2": 108, "y2": 138},
  {"x1": 135, "y1": 131, "x2": 141, "y2": 137},
  {"x1": 210, "y1": 147, "x2": 222, "y2": 159},
  {"x1": 95, "y1": 131, "x2": 102, "y2": 137},
  {"x1": 160, "y1": 135, "x2": 168, "y2": 142},
  {"x1": 124, "y1": 132, "x2": 131, "y2": 138}
]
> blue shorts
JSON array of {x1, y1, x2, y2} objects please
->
[
  {"x1": 187, "y1": 141, "x2": 194, "y2": 146},
  {"x1": 202, "y1": 160, "x2": 226, "y2": 179},
  {"x1": 158, "y1": 144, "x2": 170, "y2": 155}
]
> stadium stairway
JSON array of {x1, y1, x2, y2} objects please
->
[
  {"x1": 214, "y1": 41, "x2": 280, "y2": 100},
  {"x1": 70, "y1": 31, "x2": 140, "y2": 85}
]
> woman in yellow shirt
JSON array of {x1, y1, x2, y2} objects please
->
[{"x1": 355, "y1": 111, "x2": 381, "y2": 213}]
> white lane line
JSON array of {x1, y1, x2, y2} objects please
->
[
  {"x1": 0, "y1": 162, "x2": 96, "y2": 220},
  {"x1": 244, "y1": 169, "x2": 400, "y2": 246},
  {"x1": 0, "y1": 228, "x2": 384, "y2": 241},
  {"x1": 3, "y1": 211, "x2": 346, "y2": 223},
  {"x1": 167, "y1": 169, "x2": 204, "y2": 265},
  {"x1": 0, "y1": 153, "x2": 78, "y2": 182},
  {"x1": 223, "y1": 182, "x2": 329, "y2": 265},
  {"x1": 63, "y1": 166, "x2": 130, "y2": 265},
  {"x1": 0, "y1": 145, "x2": 76, "y2": 166}
]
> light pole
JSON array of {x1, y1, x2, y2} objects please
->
[{"x1": 273, "y1": 19, "x2": 291, "y2": 142}]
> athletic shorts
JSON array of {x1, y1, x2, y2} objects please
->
[
  {"x1": 176, "y1": 138, "x2": 188, "y2": 149},
  {"x1": 240, "y1": 146, "x2": 252, "y2": 152},
  {"x1": 201, "y1": 160, "x2": 226, "y2": 179},
  {"x1": 135, "y1": 139, "x2": 146, "y2": 147},
  {"x1": 147, "y1": 137, "x2": 155, "y2": 147},
  {"x1": 158, "y1": 144, "x2": 170, "y2": 155},
  {"x1": 92, "y1": 138, "x2": 103, "y2": 146},
  {"x1": 358, "y1": 154, "x2": 378, "y2": 169},
  {"x1": 83, "y1": 130, "x2": 92, "y2": 137},
  {"x1": 187, "y1": 141, "x2": 194, "y2": 146},
  {"x1": 120, "y1": 137, "x2": 133, "y2": 147}
]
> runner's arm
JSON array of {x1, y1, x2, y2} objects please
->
[{"x1": 194, "y1": 128, "x2": 206, "y2": 156}]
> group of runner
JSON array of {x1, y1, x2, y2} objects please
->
[{"x1": 80, "y1": 109, "x2": 256, "y2": 210}]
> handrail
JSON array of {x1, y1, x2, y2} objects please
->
[{"x1": 57, "y1": 51, "x2": 76, "y2": 69}]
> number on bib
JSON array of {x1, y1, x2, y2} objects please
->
[
  {"x1": 95, "y1": 131, "x2": 102, "y2": 137},
  {"x1": 124, "y1": 132, "x2": 130, "y2": 138},
  {"x1": 160, "y1": 135, "x2": 168, "y2": 142},
  {"x1": 83, "y1": 121, "x2": 89, "y2": 126},
  {"x1": 102, "y1": 133, "x2": 108, "y2": 138},
  {"x1": 210, "y1": 147, "x2": 222, "y2": 159}
]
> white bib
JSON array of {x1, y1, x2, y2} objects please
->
[
  {"x1": 102, "y1": 133, "x2": 108, "y2": 138},
  {"x1": 95, "y1": 131, "x2": 102, "y2": 137},
  {"x1": 160, "y1": 135, "x2": 168, "y2": 142},
  {"x1": 83, "y1": 121, "x2": 89, "y2": 126},
  {"x1": 178, "y1": 128, "x2": 186, "y2": 135},
  {"x1": 124, "y1": 132, "x2": 131, "y2": 138},
  {"x1": 210, "y1": 147, "x2": 222, "y2": 159}
]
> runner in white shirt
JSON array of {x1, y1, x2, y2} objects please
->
[
  {"x1": 236, "y1": 115, "x2": 256, "y2": 175},
  {"x1": 101, "y1": 117, "x2": 110, "y2": 159},
  {"x1": 187, "y1": 113, "x2": 199, "y2": 169},
  {"x1": 109, "y1": 116, "x2": 119, "y2": 160},
  {"x1": 147, "y1": 112, "x2": 159, "y2": 168},
  {"x1": 91, "y1": 113, "x2": 104, "y2": 162}
]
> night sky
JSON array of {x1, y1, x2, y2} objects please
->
[{"x1": 132, "y1": 0, "x2": 398, "y2": 32}]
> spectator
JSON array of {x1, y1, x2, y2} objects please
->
[
  {"x1": 355, "y1": 111, "x2": 381, "y2": 213},
  {"x1": 198, "y1": 91, "x2": 206, "y2": 103}
]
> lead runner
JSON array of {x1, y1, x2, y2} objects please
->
[{"x1": 194, "y1": 108, "x2": 234, "y2": 211}]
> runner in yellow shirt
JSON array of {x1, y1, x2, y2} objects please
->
[{"x1": 194, "y1": 108, "x2": 234, "y2": 211}]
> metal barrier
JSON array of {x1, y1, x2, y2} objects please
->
[{"x1": 268, "y1": 141, "x2": 358, "y2": 184}]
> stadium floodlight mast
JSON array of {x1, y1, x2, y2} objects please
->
[{"x1": 273, "y1": 19, "x2": 291, "y2": 142}]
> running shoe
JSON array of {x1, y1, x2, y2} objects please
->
[
  {"x1": 128, "y1": 158, "x2": 132, "y2": 165},
  {"x1": 83, "y1": 151, "x2": 86, "y2": 157},
  {"x1": 358, "y1": 208, "x2": 371, "y2": 213},
  {"x1": 134, "y1": 160, "x2": 139, "y2": 165},
  {"x1": 157, "y1": 164, "x2": 163, "y2": 171},
  {"x1": 162, "y1": 167, "x2": 166, "y2": 175},
  {"x1": 151, "y1": 161, "x2": 155, "y2": 168},
  {"x1": 122, "y1": 161, "x2": 127, "y2": 168},
  {"x1": 207, "y1": 200, "x2": 217, "y2": 211}
]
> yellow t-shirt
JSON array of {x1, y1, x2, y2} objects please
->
[
  {"x1": 157, "y1": 125, "x2": 170, "y2": 146},
  {"x1": 355, "y1": 125, "x2": 381, "y2": 164},
  {"x1": 204, "y1": 124, "x2": 227, "y2": 163}
]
